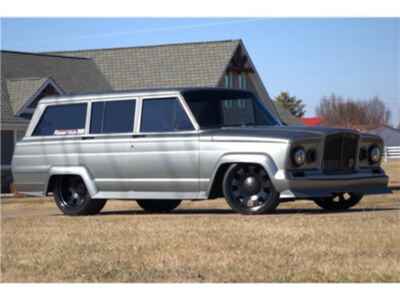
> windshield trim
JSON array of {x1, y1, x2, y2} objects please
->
[{"x1": 182, "y1": 89, "x2": 281, "y2": 129}]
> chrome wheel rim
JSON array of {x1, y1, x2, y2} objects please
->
[{"x1": 331, "y1": 192, "x2": 353, "y2": 203}]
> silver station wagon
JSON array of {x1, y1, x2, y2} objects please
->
[{"x1": 12, "y1": 88, "x2": 390, "y2": 215}]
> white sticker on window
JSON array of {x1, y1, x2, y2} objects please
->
[{"x1": 54, "y1": 128, "x2": 85, "y2": 136}]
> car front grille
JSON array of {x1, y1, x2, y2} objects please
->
[{"x1": 322, "y1": 132, "x2": 359, "y2": 174}]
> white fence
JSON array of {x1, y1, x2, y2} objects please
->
[{"x1": 384, "y1": 146, "x2": 400, "y2": 162}]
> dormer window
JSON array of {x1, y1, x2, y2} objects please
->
[
  {"x1": 238, "y1": 73, "x2": 247, "y2": 89},
  {"x1": 224, "y1": 72, "x2": 234, "y2": 88}
]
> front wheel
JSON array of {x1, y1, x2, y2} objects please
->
[
  {"x1": 53, "y1": 176, "x2": 107, "y2": 216},
  {"x1": 223, "y1": 164, "x2": 280, "y2": 215},
  {"x1": 136, "y1": 200, "x2": 182, "y2": 213},
  {"x1": 313, "y1": 193, "x2": 363, "y2": 211}
]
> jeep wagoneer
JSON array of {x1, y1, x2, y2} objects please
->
[{"x1": 12, "y1": 88, "x2": 390, "y2": 215}]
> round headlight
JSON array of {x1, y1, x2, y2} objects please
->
[
  {"x1": 293, "y1": 148, "x2": 306, "y2": 166},
  {"x1": 369, "y1": 146, "x2": 381, "y2": 164},
  {"x1": 359, "y1": 147, "x2": 368, "y2": 161},
  {"x1": 306, "y1": 148, "x2": 317, "y2": 163}
]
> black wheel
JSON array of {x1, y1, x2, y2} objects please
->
[
  {"x1": 314, "y1": 193, "x2": 363, "y2": 211},
  {"x1": 136, "y1": 200, "x2": 182, "y2": 213},
  {"x1": 223, "y1": 164, "x2": 280, "y2": 215},
  {"x1": 53, "y1": 176, "x2": 107, "y2": 216}
]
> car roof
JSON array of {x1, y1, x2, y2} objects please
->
[{"x1": 39, "y1": 87, "x2": 253, "y2": 104}]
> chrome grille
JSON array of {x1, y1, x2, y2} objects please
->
[{"x1": 323, "y1": 133, "x2": 359, "y2": 173}]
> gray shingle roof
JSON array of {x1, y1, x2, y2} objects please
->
[
  {"x1": 2, "y1": 40, "x2": 286, "y2": 126},
  {"x1": 1, "y1": 50, "x2": 112, "y2": 124},
  {"x1": 1, "y1": 51, "x2": 112, "y2": 92},
  {"x1": 6, "y1": 77, "x2": 49, "y2": 114},
  {"x1": 49, "y1": 40, "x2": 241, "y2": 90},
  {"x1": 1, "y1": 77, "x2": 28, "y2": 125}
]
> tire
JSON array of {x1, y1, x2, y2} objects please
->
[
  {"x1": 53, "y1": 176, "x2": 107, "y2": 216},
  {"x1": 136, "y1": 200, "x2": 182, "y2": 213},
  {"x1": 222, "y1": 164, "x2": 280, "y2": 215},
  {"x1": 314, "y1": 193, "x2": 363, "y2": 211}
]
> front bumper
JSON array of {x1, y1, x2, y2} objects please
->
[{"x1": 274, "y1": 168, "x2": 391, "y2": 199}]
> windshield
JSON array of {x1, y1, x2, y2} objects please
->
[{"x1": 182, "y1": 89, "x2": 279, "y2": 129}]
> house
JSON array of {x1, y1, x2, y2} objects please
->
[
  {"x1": 367, "y1": 126, "x2": 400, "y2": 147},
  {"x1": 1, "y1": 39, "x2": 293, "y2": 192}
]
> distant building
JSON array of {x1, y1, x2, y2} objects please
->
[
  {"x1": 367, "y1": 126, "x2": 400, "y2": 147},
  {"x1": 1, "y1": 39, "x2": 296, "y2": 192},
  {"x1": 301, "y1": 117, "x2": 322, "y2": 127}
]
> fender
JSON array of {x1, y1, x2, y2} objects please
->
[
  {"x1": 46, "y1": 166, "x2": 98, "y2": 197},
  {"x1": 206, "y1": 152, "x2": 280, "y2": 197}
]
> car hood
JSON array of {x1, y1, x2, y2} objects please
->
[{"x1": 201, "y1": 125, "x2": 360, "y2": 143}]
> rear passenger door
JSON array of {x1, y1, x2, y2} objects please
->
[
  {"x1": 130, "y1": 96, "x2": 200, "y2": 197},
  {"x1": 82, "y1": 98, "x2": 138, "y2": 192}
]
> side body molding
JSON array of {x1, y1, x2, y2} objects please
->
[
  {"x1": 206, "y1": 153, "x2": 279, "y2": 197},
  {"x1": 46, "y1": 166, "x2": 98, "y2": 197}
]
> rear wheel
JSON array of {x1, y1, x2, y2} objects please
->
[
  {"x1": 136, "y1": 200, "x2": 182, "y2": 213},
  {"x1": 223, "y1": 164, "x2": 280, "y2": 215},
  {"x1": 314, "y1": 193, "x2": 363, "y2": 211},
  {"x1": 53, "y1": 176, "x2": 107, "y2": 216}
]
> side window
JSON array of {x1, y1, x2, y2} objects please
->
[
  {"x1": 141, "y1": 98, "x2": 194, "y2": 133},
  {"x1": 90, "y1": 100, "x2": 136, "y2": 134},
  {"x1": 32, "y1": 103, "x2": 87, "y2": 136}
]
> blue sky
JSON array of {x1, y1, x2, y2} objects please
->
[{"x1": 1, "y1": 18, "x2": 399, "y2": 124}]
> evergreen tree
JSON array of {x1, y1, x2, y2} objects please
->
[{"x1": 275, "y1": 91, "x2": 306, "y2": 118}]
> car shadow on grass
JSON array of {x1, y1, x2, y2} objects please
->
[{"x1": 95, "y1": 206, "x2": 400, "y2": 216}]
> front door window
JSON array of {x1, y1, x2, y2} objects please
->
[{"x1": 140, "y1": 97, "x2": 194, "y2": 133}]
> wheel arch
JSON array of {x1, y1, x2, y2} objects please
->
[
  {"x1": 45, "y1": 166, "x2": 97, "y2": 197},
  {"x1": 206, "y1": 153, "x2": 279, "y2": 198}
]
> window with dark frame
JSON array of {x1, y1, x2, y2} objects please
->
[
  {"x1": 183, "y1": 89, "x2": 278, "y2": 128},
  {"x1": 90, "y1": 100, "x2": 136, "y2": 134},
  {"x1": 140, "y1": 97, "x2": 194, "y2": 133},
  {"x1": 238, "y1": 73, "x2": 247, "y2": 89},
  {"x1": 32, "y1": 103, "x2": 87, "y2": 136}
]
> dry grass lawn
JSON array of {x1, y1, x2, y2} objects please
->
[
  {"x1": 1, "y1": 191, "x2": 399, "y2": 283},
  {"x1": 383, "y1": 160, "x2": 400, "y2": 187}
]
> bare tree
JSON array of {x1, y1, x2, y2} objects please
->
[{"x1": 316, "y1": 94, "x2": 391, "y2": 129}]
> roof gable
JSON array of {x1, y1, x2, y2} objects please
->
[
  {"x1": 1, "y1": 51, "x2": 112, "y2": 93},
  {"x1": 1, "y1": 50, "x2": 112, "y2": 124},
  {"x1": 49, "y1": 40, "x2": 241, "y2": 90},
  {"x1": 6, "y1": 77, "x2": 64, "y2": 116}
]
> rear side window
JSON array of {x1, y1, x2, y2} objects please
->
[
  {"x1": 141, "y1": 98, "x2": 194, "y2": 133},
  {"x1": 90, "y1": 100, "x2": 136, "y2": 134},
  {"x1": 32, "y1": 103, "x2": 87, "y2": 136}
]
